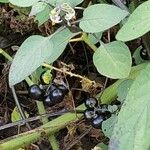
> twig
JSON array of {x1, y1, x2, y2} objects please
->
[
  {"x1": 42, "y1": 63, "x2": 95, "y2": 86},
  {"x1": 0, "y1": 109, "x2": 83, "y2": 131},
  {"x1": 11, "y1": 86, "x2": 31, "y2": 130}
]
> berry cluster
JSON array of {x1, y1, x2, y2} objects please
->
[
  {"x1": 84, "y1": 97, "x2": 111, "y2": 129},
  {"x1": 28, "y1": 82, "x2": 68, "y2": 107}
]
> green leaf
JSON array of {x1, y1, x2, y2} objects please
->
[
  {"x1": 116, "y1": 0, "x2": 150, "y2": 41},
  {"x1": 29, "y1": 2, "x2": 47, "y2": 16},
  {"x1": 9, "y1": 0, "x2": 39, "y2": 7},
  {"x1": 35, "y1": 6, "x2": 51, "y2": 26},
  {"x1": 117, "y1": 79, "x2": 133, "y2": 102},
  {"x1": 93, "y1": 41, "x2": 132, "y2": 79},
  {"x1": 41, "y1": 70, "x2": 52, "y2": 84},
  {"x1": 0, "y1": 0, "x2": 9, "y2": 3},
  {"x1": 109, "y1": 63, "x2": 150, "y2": 150},
  {"x1": 9, "y1": 28, "x2": 77, "y2": 86},
  {"x1": 46, "y1": 28, "x2": 78, "y2": 63},
  {"x1": 79, "y1": 4, "x2": 129, "y2": 33},
  {"x1": 11, "y1": 107, "x2": 29, "y2": 122},
  {"x1": 102, "y1": 115, "x2": 117, "y2": 138},
  {"x1": 9, "y1": 35, "x2": 53, "y2": 86}
]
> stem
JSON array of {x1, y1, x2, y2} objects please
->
[
  {"x1": 36, "y1": 102, "x2": 48, "y2": 124},
  {"x1": 0, "y1": 49, "x2": 13, "y2": 61},
  {"x1": 82, "y1": 33, "x2": 97, "y2": 51},
  {"x1": 42, "y1": 63, "x2": 95, "y2": 85},
  {"x1": 11, "y1": 86, "x2": 31, "y2": 130},
  {"x1": 25, "y1": 77, "x2": 34, "y2": 86},
  {"x1": 69, "y1": 37, "x2": 82, "y2": 42},
  {"x1": 36, "y1": 101, "x2": 59, "y2": 150}
]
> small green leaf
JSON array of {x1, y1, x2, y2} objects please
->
[
  {"x1": 9, "y1": 28, "x2": 78, "y2": 86},
  {"x1": 116, "y1": 0, "x2": 150, "y2": 41},
  {"x1": 93, "y1": 41, "x2": 132, "y2": 79},
  {"x1": 11, "y1": 107, "x2": 29, "y2": 122},
  {"x1": 9, "y1": 0, "x2": 39, "y2": 7},
  {"x1": 117, "y1": 79, "x2": 133, "y2": 102},
  {"x1": 79, "y1": 4, "x2": 129, "y2": 33},
  {"x1": 41, "y1": 70, "x2": 52, "y2": 84},
  {"x1": 109, "y1": 63, "x2": 150, "y2": 150},
  {"x1": 29, "y1": 2, "x2": 47, "y2": 16}
]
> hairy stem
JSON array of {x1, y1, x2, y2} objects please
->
[{"x1": 42, "y1": 63, "x2": 95, "y2": 85}]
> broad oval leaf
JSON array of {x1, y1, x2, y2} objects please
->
[
  {"x1": 93, "y1": 41, "x2": 132, "y2": 79},
  {"x1": 9, "y1": 35, "x2": 53, "y2": 87},
  {"x1": 79, "y1": 4, "x2": 129, "y2": 33},
  {"x1": 9, "y1": 28, "x2": 77, "y2": 86},
  {"x1": 116, "y1": 0, "x2": 150, "y2": 41},
  {"x1": 9, "y1": 0, "x2": 39, "y2": 7},
  {"x1": 109, "y1": 63, "x2": 150, "y2": 150}
]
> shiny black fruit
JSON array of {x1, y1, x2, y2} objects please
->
[
  {"x1": 28, "y1": 84, "x2": 43, "y2": 100},
  {"x1": 50, "y1": 88, "x2": 64, "y2": 103},
  {"x1": 45, "y1": 83, "x2": 57, "y2": 96},
  {"x1": 84, "y1": 97, "x2": 98, "y2": 109},
  {"x1": 91, "y1": 115, "x2": 104, "y2": 129},
  {"x1": 84, "y1": 109, "x2": 98, "y2": 121},
  {"x1": 44, "y1": 95, "x2": 55, "y2": 107},
  {"x1": 140, "y1": 48, "x2": 149, "y2": 60},
  {"x1": 58, "y1": 84, "x2": 69, "y2": 95}
]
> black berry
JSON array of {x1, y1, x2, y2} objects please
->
[
  {"x1": 44, "y1": 95, "x2": 55, "y2": 107},
  {"x1": 50, "y1": 88, "x2": 64, "y2": 103},
  {"x1": 140, "y1": 48, "x2": 149, "y2": 60},
  {"x1": 103, "y1": 111, "x2": 111, "y2": 119},
  {"x1": 58, "y1": 84, "x2": 68, "y2": 95},
  {"x1": 91, "y1": 115, "x2": 104, "y2": 129},
  {"x1": 45, "y1": 83, "x2": 57, "y2": 96},
  {"x1": 84, "y1": 97, "x2": 98, "y2": 109},
  {"x1": 84, "y1": 109, "x2": 98, "y2": 121},
  {"x1": 28, "y1": 84, "x2": 43, "y2": 100}
]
